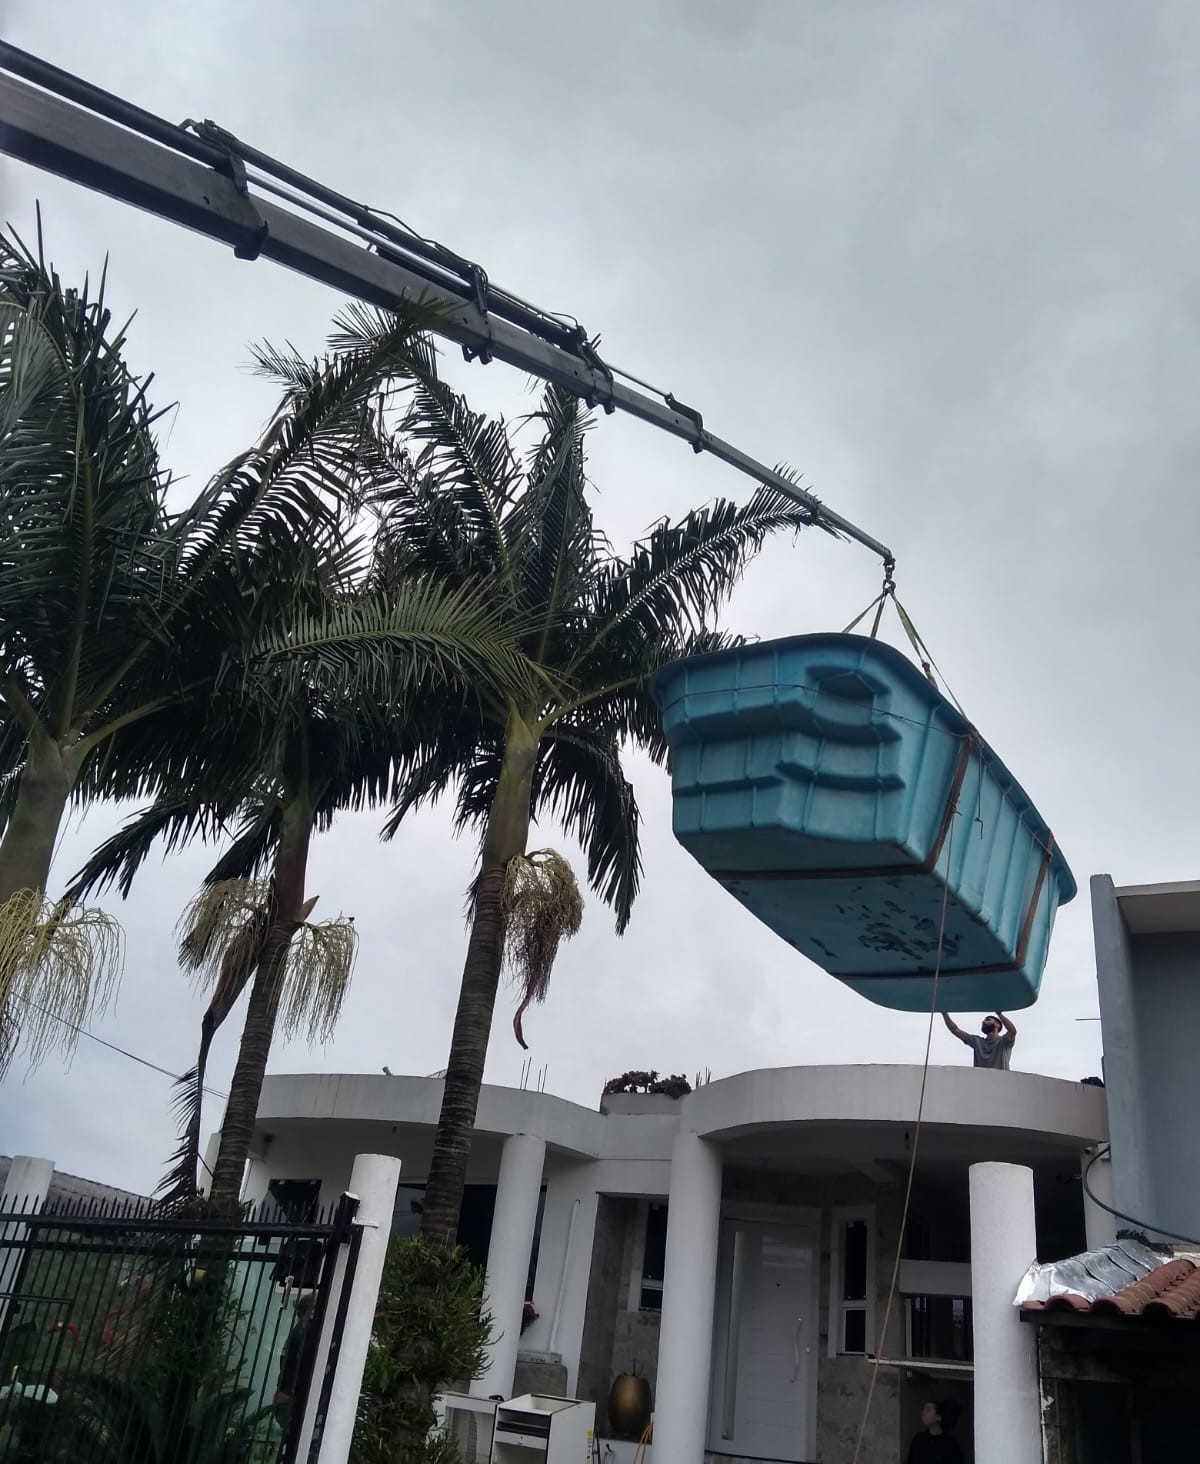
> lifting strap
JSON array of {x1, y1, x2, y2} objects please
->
[{"x1": 842, "y1": 568, "x2": 967, "y2": 718}]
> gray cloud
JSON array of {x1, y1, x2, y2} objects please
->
[{"x1": 8, "y1": 0, "x2": 1193, "y2": 1192}]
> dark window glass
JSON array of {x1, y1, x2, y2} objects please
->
[
  {"x1": 642, "y1": 1204, "x2": 668, "y2": 1285},
  {"x1": 907, "y1": 1296, "x2": 972, "y2": 1361},
  {"x1": 390, "y1": 1186, "x2": 425, "y2": 1240},
  {"x1": 843, "y1": 1307, "x2": 867, "y2": 1353},
  {"x1": 842, "y1": 1219, "x2": 867, "y2": 1301},
  {"x1": 385, "y1": 1181, "x2": 546, "y2": 1297},
  {"x1": 267, "y1": 1178, "x2": 320, "y2": 1224},
  {"x1": 457, "y1": 1186, "x2": 498, "y2": 1272},
  {"x1": 905, "y1": 1217, "x2": 930, "y2": 1261}
]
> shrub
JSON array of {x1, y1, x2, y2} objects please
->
[{"x1": 351, "y1": 1237, "x2": 493, "y2": 1464}]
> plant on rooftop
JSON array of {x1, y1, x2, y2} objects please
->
[{"x1": 602, "y1": 1071, "x2": 692, "y2": 1098}]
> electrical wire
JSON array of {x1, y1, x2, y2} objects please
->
[
  {"x1": 8, "y1": 990, "x2": 229, "y2": 1101},
  {"x1": 1082, "y1": 1144, "x2": 1200, "y2": 1249}
]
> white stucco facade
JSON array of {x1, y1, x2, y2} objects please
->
[{"x1": 241, "y1": 1065, "x2": 1106, "y2": 1463}]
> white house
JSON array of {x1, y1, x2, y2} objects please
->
[{"x1": 238, "y1": 1061, "x2": 1107, "y2": 1463}]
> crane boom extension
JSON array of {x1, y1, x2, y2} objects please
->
[{"x1": 0, "y1": 43, "x2": 894, "y2": 566}]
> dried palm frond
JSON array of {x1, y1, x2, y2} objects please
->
[
  {"x1": 177, "y1": 878, "x2": 273, "y2": 987},
  {"x1": 0, "y1": 889, "x2": 123, "y2": 1070},
  {"x1": 502, "y1": 849, "x2": 583, "y2": 1049},
  {"x1": 278, "y1": 915, "x2": 358, "y2": 1043}
]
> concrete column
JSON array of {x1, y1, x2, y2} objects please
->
[
  {"x1": 651, "y1": 1133, "x2": 723, "y2": 1464},
  {"x1": 1081, "y1": 1146, "x2": 1117, "y2": 1252},
  {"x1": 524, "y1": 1166, "x2": 600, "y2": 1395},
  {"x1": 0, "y1": 1156, "x2": 55, "y2": 1333},
  {"x1": 309, "y1": 1153, "x2": 401, "y2": 1464},
  {"x1": 969, "y1": 1162, "x2": 1042, "y2": 1464},
  {"x1": 474, "y1": 1132, "x2": 547, "y2": 1399}
]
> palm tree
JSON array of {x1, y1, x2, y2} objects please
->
[
  {"x1": 72, "y1": 566, "x2": 534, "y2": 1207},
  {"x1": 349, "y1": 314, "x2": 830, "y2": 1244},
  {"x1": 0, "y1": 228, "x2": 435, "y2": 1070},
  {"x1": 67, "y1": 343, "x2": 539, "y2": 1205}
]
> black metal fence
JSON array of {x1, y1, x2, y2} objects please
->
[{"x1": 0, "y1": 1190, "x2": 356, "y2": 1464}]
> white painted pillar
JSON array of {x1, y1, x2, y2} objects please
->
[
  {"x1": 1081, "y1": 1146, "x2": 1117, "y2": 1251},
  {"x1": 523, "y1": 1168, "x2": 600, "y2": 1396},
  {"x1": 969, "y1": 1162, "x2": 1042, "y2": 1464},
  {"x1": 0, "y1": 1156, "x2": 55, "y2": 1333},
  {"x1": 474, "y1": 1133, "x2": 547, "y2": 1399},
  {"x1": 651, "y1": 1133, "x2": 723, "y2": 1464},
  {"x1": 309, "y1": 1153, "x2": 401, "y2": 1464}
]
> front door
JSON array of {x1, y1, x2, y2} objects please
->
[{"x1": 708, "y1": 1216, "x2": 817, "y2": 1461}]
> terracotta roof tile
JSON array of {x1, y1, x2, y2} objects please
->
[
  {"x1": 1021, "y1": 1255, "x2": 1200, "y2": 1321},
  {"x1": 1143, "y1": 1267, "x2": 1200, "y2": 1320}
]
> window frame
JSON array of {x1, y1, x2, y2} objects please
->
[
  {"x1": 828, "y1": 1205, "x2": 876, "y2": 1358},
  {"x1": 627, "y1": 1199, "x2": 669, "y2": 1312}
]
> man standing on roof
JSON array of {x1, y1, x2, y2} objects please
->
[{"x1": 942, "y1": 1012, "x2": 1017, "y2": 1069}]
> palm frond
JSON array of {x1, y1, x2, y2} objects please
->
[
  {"x1": 202, "y1": 802, "x2": 283, "y2": 885},
  {"x1": 0, "y1": 889, "x2": 123, "y2": 1071},
  {"x1": 511, "y1": 385, "x2": 597, "y2": 640},
  {"x1": 278, "y1": 915, "x2": 358, "y2": 1043},
  {"x1": 501, "y1": 849, "x2": 583, "y2": 1049},
  {"x1": 534, "y1": 722, "x2": 642, "y2": 931},
  {"x1": 0, "y1": 227, "x2": 171, "y2": 736},
  {"x1": 64, "y1": 795, "x2": 232, "y2": 902},
  {"x1": 380, "y1": 737, "x2": 472, "y2": 840},
  {"x1": 177, "y1": 878, "x2": 272, "y2": 989},
  {"x1": 564, "y1": 627, "x2": 743, "y2": 768},
  {"x1": 248, "y1": 578, "x2": 545, "y2": 714},
  {"x1": 387, "y1": 355, "x2": 519, "y2": 592},
  {"x1": 576, "y1": 482, "x2": 825, "y2": 670},
  {"x1": 170, "y1": 304, "x2": 434, "y2": 600},
  {"x1": 159, "y1": 1063, "x2": 204, "y2": 1206}
]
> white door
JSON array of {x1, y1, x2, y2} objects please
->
[{"x1": 708, "y1": 1218, "x2": 816, "y2": 1462}]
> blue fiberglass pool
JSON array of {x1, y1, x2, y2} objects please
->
[{"x1": 650, "y1": 634, "x2": 1075, "y2": 1012}]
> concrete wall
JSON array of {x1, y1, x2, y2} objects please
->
[
  {"x1": 1092, "y1": 876, "x2": 1200, "y2": 1240},
  {"x1": 609, "y1": 1204, "x2": 662, "y2": 1407},
  {"x1": 573, "y1": 1196, "x2": 664, "y2": 1435},
  {"x1": 1118, "y1": 930, "x2": 1200, "y2": 1236},
  {"x1": 577, "y1": 1196, "x2": 634, "y2": 1432}
]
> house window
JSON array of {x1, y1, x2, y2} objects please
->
[
  {"x1": 907, "y1": 1295, "x2": 972, "y2": 1362},
  {"x1": 388, "y1": 1183, "x2": 543, "y2": 1299},
  {"x1": 629, "y1": 1202, "x2": 669, "y2": 1311},
  {"x1": 829, "y1": 1208, "x2": 875, "y2": 1356}
]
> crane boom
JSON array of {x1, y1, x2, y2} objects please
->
[{"x1": 0, "y1": 43, "x2": 894, "y2": 567}]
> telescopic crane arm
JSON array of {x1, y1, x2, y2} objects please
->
[{"x1": 0, "y1": 42, "x2": 894, "y2": 568}]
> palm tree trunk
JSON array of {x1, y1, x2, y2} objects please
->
[
  {"x1": 0, "y1": 724, "x2": 75, "y2": 905},
  {"x1": 0, "y1": 725, "x2": 79, "y2": 1061},
  {"x1": 421, "y1": 707, "x2": 539, "y2": 1247},
  {"x1": 208, "y1": 795, "x2": 313, "y2": 1207}
]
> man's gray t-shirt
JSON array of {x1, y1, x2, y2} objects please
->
[{"x1": 967, "y1": 1034, "x2": 1013, "y2": 1070}]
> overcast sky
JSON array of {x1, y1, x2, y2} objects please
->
[{"x1": 3, "y1": 1, "x2": 1195, "y2": 1195}]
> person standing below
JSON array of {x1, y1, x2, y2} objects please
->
[
  {"x1": 942, "y1": 1011, "x2": 1017, "y2": 1069},
  {"x1": 907, "y1": 1399, "x2": 965, "y2": 1464}
]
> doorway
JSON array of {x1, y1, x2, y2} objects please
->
[{"x1": 708, "y1": 1214, "x2": 817, "y2": 1461}]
